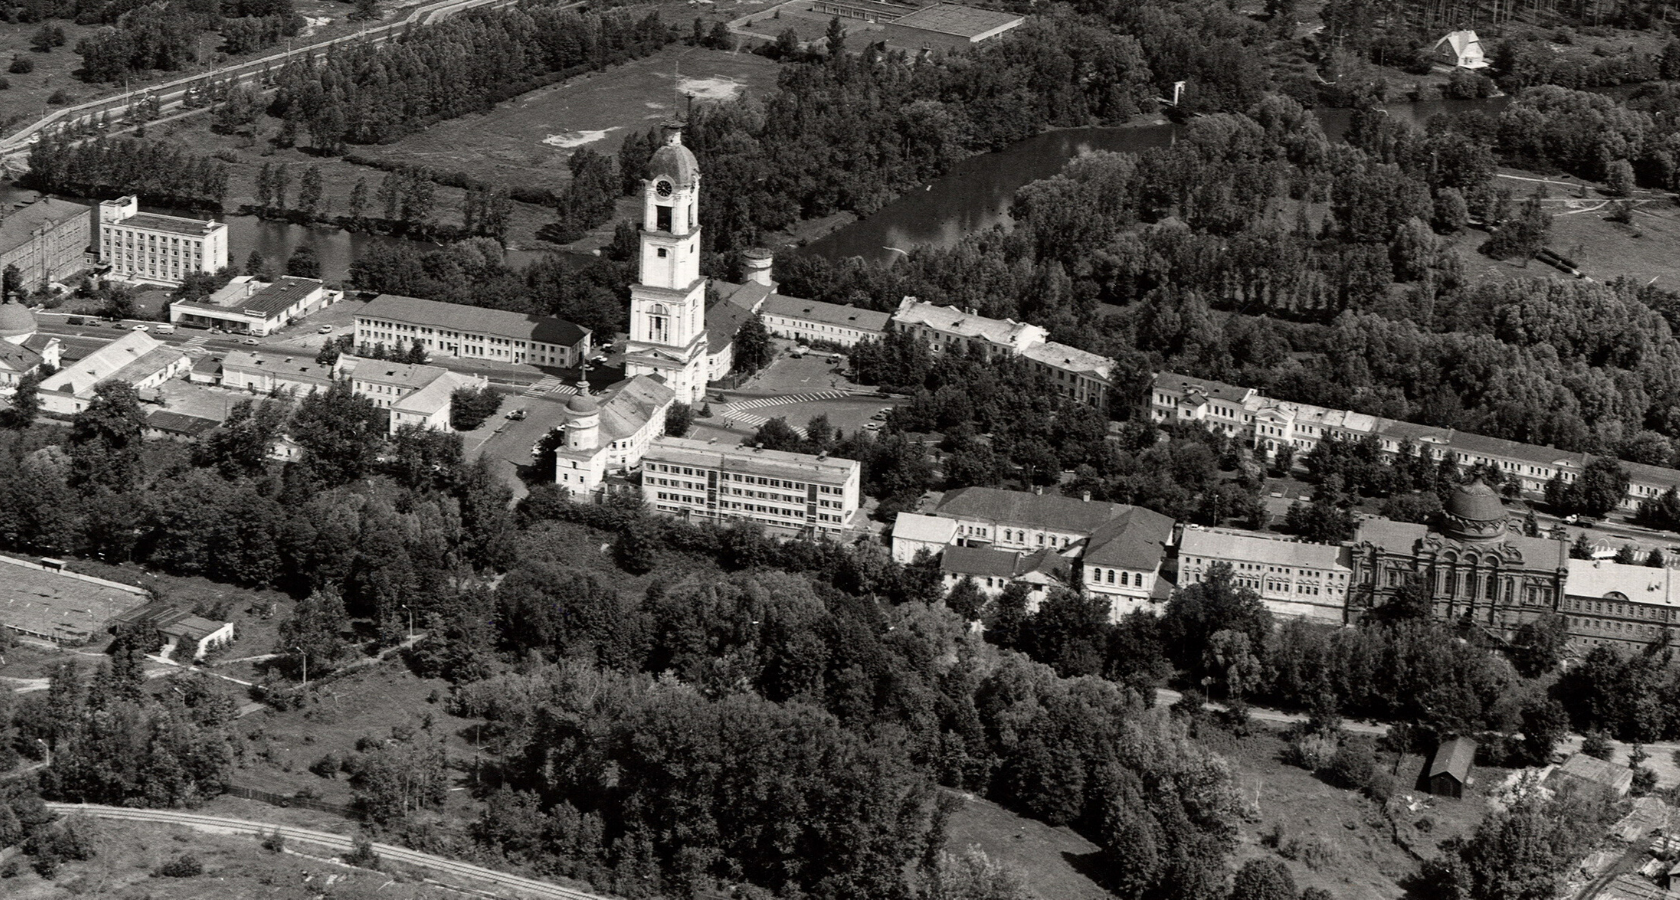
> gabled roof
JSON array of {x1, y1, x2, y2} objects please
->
[
  {"x1": 146, "y1": 409, "x2": 219, "y2": 437},
  {"x1": 705, "y1": 297, "x2": 758, "y2": 357},
  {"x1": 1553, "y1": 753, "x2": 1635, "y2": 793},
  {"x1": 933, "y1": 486, "x2": 1134, "y2": 535},
  {"x1": 39, "y1": 330, "x2": 183, "y2": 397},
  {"x1": 1021, "y1": 340, "x2": 1112, "y2": 377},
  {"x1": 892, "y1": 298, "x2": 1045, "y2": 350},
  {"x1": 0, "y1": 340, "x2": 41, "y2": 373},
  {"x1": 1153, "y1": 373, "x2": 1254, "y2": 405},
  {"x1": 597, "y1": 374, "x2": 676, "y2": 441},
  {"x1": 1084, "y1": 507, "x2": 1175, "y2": 570},
  {"x1": 1179, "y1": 528, "x2": 1346, "y2": 571},
  {"x1": 762, "y1": 293, "x2": 892, "y2": 332},
  {"x1": 1427, "y1": 736, "x2": 1477, "y2": 782},
  {"x1": 941, "y1": 546, "x2": 1019, "y2": 578}
]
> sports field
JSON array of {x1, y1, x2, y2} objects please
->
[{"x1": 349, "y1": 46, "x2": 783, "y2": 193}]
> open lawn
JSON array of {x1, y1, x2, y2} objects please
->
[
  {"x1": 2, "y1": 815, "x2": 458, "y2": 900},
  {"x1": 349, "y1": 45, "x2": 780, "y2": 192},
  {"x1": 942, "y1": 791, "x2": 1110, "y2": 900}
]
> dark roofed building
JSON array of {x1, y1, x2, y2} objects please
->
[
  {"x1": 1081, "y1": 507, "x2": 1175, "y2": 618},
  {"x1": 760, "y1": 293, "x2": 891, "y2": 348},
  {"x1": 934, "y1": 486, "x2": 1140, "y2": 545},
  {"x1": 145, "y1": 409, "x2": 220, "y2": 440},
  {"x1": 1551, "y1": 752, "x2": 1635, "y2": 798},
  {"x1": 356, "y1": 294, "x2": 590, "y2": 368},
  {"x1": 171, "y1": 276, "x2": 332, "y2": 336},
  {"x1": 1421, "y1": 736, "x2": 1477, "y2": 798},
  {"x1": 940, "y1": 544, "x2": 1072, "y2": 608}
]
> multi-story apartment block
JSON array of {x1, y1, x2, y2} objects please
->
[
  {"x1": 1151, "y1": 372, "x2": 1680, "y2": 513},
  {"x1": 355, "y1": 294, "x2": 590, "y2": 368},
  {"x1": 0, "y1": 196, "x2": 90, "y2": 288},
  {"x1": 1178, "y1": 527, "x2": 1353, "y2": 624},
  {"x1": 641, "y1": 438, "x2": 860, "y2": 536},
  {"x1": 891, "y1": 298, "x2": 1111, "y2": 406},
  {"x1": 97, "y1": 196, "x2": 227, "y2": 286}
]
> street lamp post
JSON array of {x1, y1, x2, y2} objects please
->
[
  {"x1": 400, "y1": 604, "x2": 412, "y2": 640},
  {"x1": 293, "y1": 646, "x2": 308, "y2": 687}
]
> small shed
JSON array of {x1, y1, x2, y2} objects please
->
[{"x1": 1421, "y1": 736, "x2": 1477, "y2": 799}]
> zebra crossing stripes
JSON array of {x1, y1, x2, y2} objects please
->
[
  {"x1": 723, "y1": 390, "x2": 849, "y2": 412},
  {"x1": 522, "y1": 375, "x2": 567, "y2": 398}
]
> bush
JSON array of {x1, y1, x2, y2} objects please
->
[
  {"x1": 1286, "y1": 731, "x2": 1341, "y2": 771},
  {"x1": 448, "y1": 386, "x2": 502, "y2": 431},
  {"x1": 261, "y1": 829, "x2": 286, "y2": 852},
  {"x1": 46, "y1": 89, "x2": 66, "y2": 105},
  {"x1": 0, "y1": 77, "x2": 11, "y2": 91},
  {"x1": 344, "y1": 834, "x2": 380, "y2": 869},
  {"x1": 8, "y1": 56, "x2": 32, "y2": 74},
  {"x1": 1581, "y1": 731, "x2": 1614, "y2": 760},
  {"x1": 157, "y1": 854, "x2": 203, "y2": 877},
  {"x1": 1326, "y1": 740, "x2": 1376, "y2": 791},
  {"x1": 1633, "y1": 766, "x2": 1659, "y2": 797}
]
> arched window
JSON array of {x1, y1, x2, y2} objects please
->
[{"x1": 649, "y1": 303, "x2": 669, "y2": 344}]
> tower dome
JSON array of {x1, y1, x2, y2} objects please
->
[
  {"x1": 1440, "y1": 480, "x2": 1507, "y2": 541},
  {"x1": 566, "y1": 391, "x2": 599, "y2": 416},
  {"x1": 0, "y1": 295, "x2": 36, "y2": 345},
  {"x1": 647, "y1": 123, "x2": 699, "y2": 189}
]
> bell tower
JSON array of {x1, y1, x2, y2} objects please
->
[{"x1": 624, "y1": 122, "x2": 709, "y2": 406}]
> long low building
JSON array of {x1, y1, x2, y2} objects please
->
[
  {"x1": 1178, "y1": 526, "x2": 1353, "y2": 624},
  {"x1": 221, "y1": 349, "x2": 341, "y2": 397},
  {"x1": 170, "y1": 276, "x2": 333, "y2": 336},
  {"x1": 761, "y1": 293, "x2": 891, "y2": 348},
  {"x1": 641, "y1": 437, "x2": 861, "y2": 537},
  {"x1": 893, "y1": 298, "x2": 1112, "y2": 406},
  {"x1": 355, "y1": 294, "x2": 590, "y2": 368},
  {"x1": 38, "y1": 330, "x2": 190, "y2": 415},
  {"x1": 343, "y1": 356, "x2": 490, "y2": 434},
  {"x1": 1152, "y1": 372, "x2": 1680, "y2": 514}
]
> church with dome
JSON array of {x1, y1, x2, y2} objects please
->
[
  {"x1": 0, "y1": 294, "x2": 61, "y2": 395},
  {"x1": 548, "y1": 372, "x2": 676, "y2": 498},
  {"x1": 1347, "y1": 480, "x2": 1570, "y2": 640}
]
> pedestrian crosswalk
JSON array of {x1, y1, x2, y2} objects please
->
[
  {"x1": 523, "y1": 375, "x2": 574, "y2": 398},
  {"x1": 718, "y1": 391, "x2": 853, "y2": 436}
]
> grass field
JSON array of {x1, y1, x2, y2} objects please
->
[
  {"x1": 2, "y1": 815, "x2": 460, "y2": 900},
  {"x1": 350, "y1": 46, "x2": 782, "y2": 193},
  {"x1": 942, "y1": 791, "x2": 1110, "y2": 900}
]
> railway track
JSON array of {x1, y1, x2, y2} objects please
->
[{"x1": 44, "y1": 802, "x2": 615, "y2": 900}]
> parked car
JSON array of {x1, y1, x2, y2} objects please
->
[
  {"x1": 154, "y1": 324, "x2": 174, "y2": 334},
  {"x1": 242, "y1": 338, "x2": 258, "y2": 345},
  {"x1": 507, "y1": 408, "x2": 527, "y2": 421},
  {"x1": 66, "y1": 316, "x2": 84, "y2": 325},
  {"x1": 863, "y1": 421, "x2": 881, "y2": 431},
  {"x1": 131, "y1": 324, "x2": 149, "y2": 332},
  {"x1": 318, "y1": 325, "x2": 333, "y2": 334}
]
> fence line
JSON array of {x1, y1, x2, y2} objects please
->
[{"x1": 224, "y1": 783, "x2": 355, "y2": 819}]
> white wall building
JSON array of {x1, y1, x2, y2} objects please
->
[
  {"x1": 1177, "y1": 527, "x2": 1353, "y2": 624},
  {"x1": 355, "y1": 294, "x2": 590, "y2": 368},
  {"x1": 891, "y1": 512, "x2": 960, "y2": 563},
  {"x1": 37, "y1": 330, "x2": 189, "y2": 415},
  {"x1": 762, "y1": 293, "x2": 891, "y2": 348},
  {"x1": 1079, "y1": 507, "x2": 1175, "y2": 618},
  {"x1": 642, "y1": 437, "x2": 861, "y2": 536},
  {"x1": 97, "y1": 196, "x2": 227, "y2": 286},
  {"x1": 343, "y1": 356, "x2": 491, "y2": 434},
  {"x1": 549, "y1": 375, "x2": 676, "y2": 497},
  {"x1": 220, "y1": 349, "x2": 341, "y2": 397},
  {"x1": 170, "y1": 276, "x2": 333, "y2": 336},
  {"x1": 892, "y1": 297, "x2": 1112, "y2": 405}
]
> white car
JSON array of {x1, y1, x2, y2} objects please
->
[
  {"x1": 131, "y1": 324, "x2": 149, "y2": 332},
  {"x1": 318, "y1": 325, "x2": 333, "y2": 334}
]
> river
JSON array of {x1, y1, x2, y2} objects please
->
[{"x1": 799, "y1": 96, "x2": 1511, "y2": 267}]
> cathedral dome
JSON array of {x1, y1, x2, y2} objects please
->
[
  {"x1": 566, "y1": 392, "x2": 599, "y2": 416},
  {"x1": 0, "y1": 296, "x2": 36, "y2": 343},
  {"x1": 1441, "y1": 480, "x2": 1506, "y2": 541},
  {"x1": 647, "y1": 124, "x2": 699, "y2": 188}
]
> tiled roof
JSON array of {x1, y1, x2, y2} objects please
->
[
  {"x1": 1084, "y1": 507, "x2": 1175, "y2": 570},
  {"x1": 1020, "y1": 340, "x2": 1112, "y2": 376},
  {"x1": 344, "y1": 357, "x2": 451, "y2": 391},
  {"x1": 1352, "y1": 517, "x2": 1429, "y2": 552},
  {"x1": 597, "y1": 375, "x2": 675, "y2": 442},
  {"x1": 1553, "y1": 753, "x2": 1634, "y2": 792},
  {"x1": 762, "y1": 293, "x2": 891, "y2": 332},
  {"x1": 359, "y1": 294, "x2": 589, "y2": 348},
  {"x1": 0, "y1": 340, "x2": 41, "y2": 373},
  {"x1": 941, "y1": 546, "x2": 1019, "y2": 578},
  {"x1": 933, "y1": 486, "x2": 1133, "y2": 534},
  {"x1": 705, "y1": 297, "x2": 758, "y2": 356},
  {"x1": 1427, "y1": 736, "x2": 1476, "y2": 781},
  {"x1": 893, "y1": 298, "x2": 1045, "y2": 349},
  {"x1": 1179, "y1": 528, "x2": 1348, "y2": 571},
  {"x1": 0, "y1": 196, "x2": 89, "y2": 248},
  {"x1": 1154, "y1": 373, "x2": 1254, "y2": 405},
  {"x1": 145, "y1": 410, "x2": 219, "y2": 437},
  {"x1": 40, "y1": 330, "x2": 180, "y2": 397}
]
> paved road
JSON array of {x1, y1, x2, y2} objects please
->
[
  {"x1": 44, "y1": 803, "x2": 608, "y2": 900},
  {"x1": 0, "y1": 0, "x2": 525, "y2": 159},
  {"x1": 1154, "y1": 688, "x2": 1391, "y2": 736}
]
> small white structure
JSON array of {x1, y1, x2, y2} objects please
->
[
  {"x1": 891, "y1": 512, "x2": 960, "y2": 563},
  {"x1": 1432, "y1": 30, "x2": 1489, "y2": 70}
]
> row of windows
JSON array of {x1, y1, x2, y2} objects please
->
[
  {"x1": 1090, "y1": 567, "x2": 1140, "y2": 587},
  {"x1": 645, "y1": 462, "x2": 843, "y2": 494},
  {"x1": 1568, "y1": 616, "x2": 1673, "y2": 637},
  {"x1": 1563, "y1": 597, "x2": 1679, "y2": 621}
]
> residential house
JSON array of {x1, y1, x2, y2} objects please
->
[
  {"x1": 1080, "y1": 507, "x2": 1176, "y2": 618},
  {"x1": 1432, "y1": 30, "x2": 1488, "y2": 69},
  {"x1": 890, "y1": 512, "x2": 960, "y2": 563}
]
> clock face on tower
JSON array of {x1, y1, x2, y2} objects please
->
[{"x1": 656, "y1": 180, "x2": 673, "y2": 198}]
